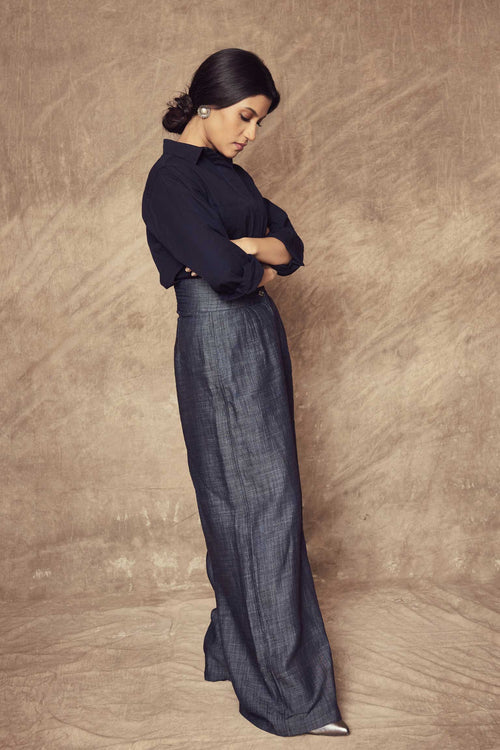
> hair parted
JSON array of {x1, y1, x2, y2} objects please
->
[{"x1": 162, "y1": 48, "x2": 280, "y2": 134}]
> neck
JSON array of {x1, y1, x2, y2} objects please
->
[{"x1": 177, "y1": 117, "x2": 207, "y2": 148}]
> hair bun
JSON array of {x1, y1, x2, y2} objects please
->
[
  {"x1": 162, "y1": 91, "x2": 195, "y2": 134},
  {"x1": 176, "y1": 92, "x2": 194, "y2": 116}
]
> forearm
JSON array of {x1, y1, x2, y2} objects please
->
[{"x1": 252, "y1": 236, "x2": 292, "y2": 266}]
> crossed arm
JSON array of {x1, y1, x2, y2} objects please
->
[{"x1": 185, "y1": 229, "x2": 291, "y2": 277}]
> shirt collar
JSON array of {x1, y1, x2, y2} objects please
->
[{"x1": 163, "y1": 138, "x2": 234, "y2": 166}]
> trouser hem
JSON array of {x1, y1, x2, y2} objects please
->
[
  {"x1": 238, "y1": 702, "x2": 343, "y2": 737},
  {"x1": 204, "y1": 666, "x2": 230, "y2": 682},
  {"x1": 205, "y1": 673, "x2": 230, "y2": 682}
]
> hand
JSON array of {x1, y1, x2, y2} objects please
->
[
  {"x1": 185, "y1": 266, "x2": 199, "y2": 276},
  {"x1": 258, "y1": 264, "x2": 278, "y2": 287}
]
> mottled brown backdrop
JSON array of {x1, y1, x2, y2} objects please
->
[{"x1": 2, "y1": 0, "x2": 498, "y2": 601}]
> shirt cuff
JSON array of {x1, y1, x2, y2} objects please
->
[
  {"x1": 266, "y1": 228, "x2": 305, "y2": 276},
  {"x1": 216, "y1": 253, "x2": 265, "y2": 301}
]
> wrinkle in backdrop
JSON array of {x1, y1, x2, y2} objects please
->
[{"x1": 1, "y1": 0, "x2": 499, "y2": 600}]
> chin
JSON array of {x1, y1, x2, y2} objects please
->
[{"x1": 214, "y1": 144, "x2": 229, "y2": 157}]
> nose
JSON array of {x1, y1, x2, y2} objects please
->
[{"x1": 243, "y1": 121, "x2": 257, "y2": 142}]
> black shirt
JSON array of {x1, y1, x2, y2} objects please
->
[{"x1": 141, "y1": 138, "x2": 305, "y2": 301}]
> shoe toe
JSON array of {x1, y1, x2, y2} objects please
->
[{"x1": 307, "y1": 718, "x2": 350, "y2": 736}]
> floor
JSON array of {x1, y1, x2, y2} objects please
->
[{"x1": 0, "y1": 579, "x2": 498, "y2": 749}]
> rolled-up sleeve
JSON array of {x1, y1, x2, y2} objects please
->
[
  {"x1": 263, "y1": 197, "x2": 305, "y2": 276},
  {"x1": 142, "y1": 168, "x2": 264, "y2": 300}
]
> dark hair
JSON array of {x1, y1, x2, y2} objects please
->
[{"x1": 162, "y1": 48, "x2": 280, "y2": 134}]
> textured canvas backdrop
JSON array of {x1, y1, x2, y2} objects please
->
[{"x1": 2, "y1": 0, "x2": 498, "y2": 600}]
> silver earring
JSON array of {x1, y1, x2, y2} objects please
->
[{"x1": 197, "y1": 105, "x2": 211, "y2": 119}]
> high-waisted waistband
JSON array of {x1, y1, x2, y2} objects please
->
[{"x1": 174, "y1": 277, "x2": 268, "y2": 316}]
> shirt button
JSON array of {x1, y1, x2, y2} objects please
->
[{"x1": 258, "y1": 289, "x2": 265, "y2": 296}]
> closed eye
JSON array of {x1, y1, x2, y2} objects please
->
[{"x1": 241, "y1": 115, "x2": 263, "y2": 127}]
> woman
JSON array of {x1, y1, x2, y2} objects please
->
[{"x1": 142, "y1": 48, "x2": 349, "y2": 738}]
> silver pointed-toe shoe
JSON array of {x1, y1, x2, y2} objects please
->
[{"x1": 307, "y1": 718, "x2": 350, "y2": 736}]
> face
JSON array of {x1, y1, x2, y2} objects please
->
[{"x1": 202, "y1": 95, "x2": 272, "y2": 158}]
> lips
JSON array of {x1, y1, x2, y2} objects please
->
[{"x1": 234, "y1": 142, "x2": 246, "y2": 150}]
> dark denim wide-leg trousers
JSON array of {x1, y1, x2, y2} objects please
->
[{"x1": 173, "y1": 277, "x2": 342, "y2": 737}]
